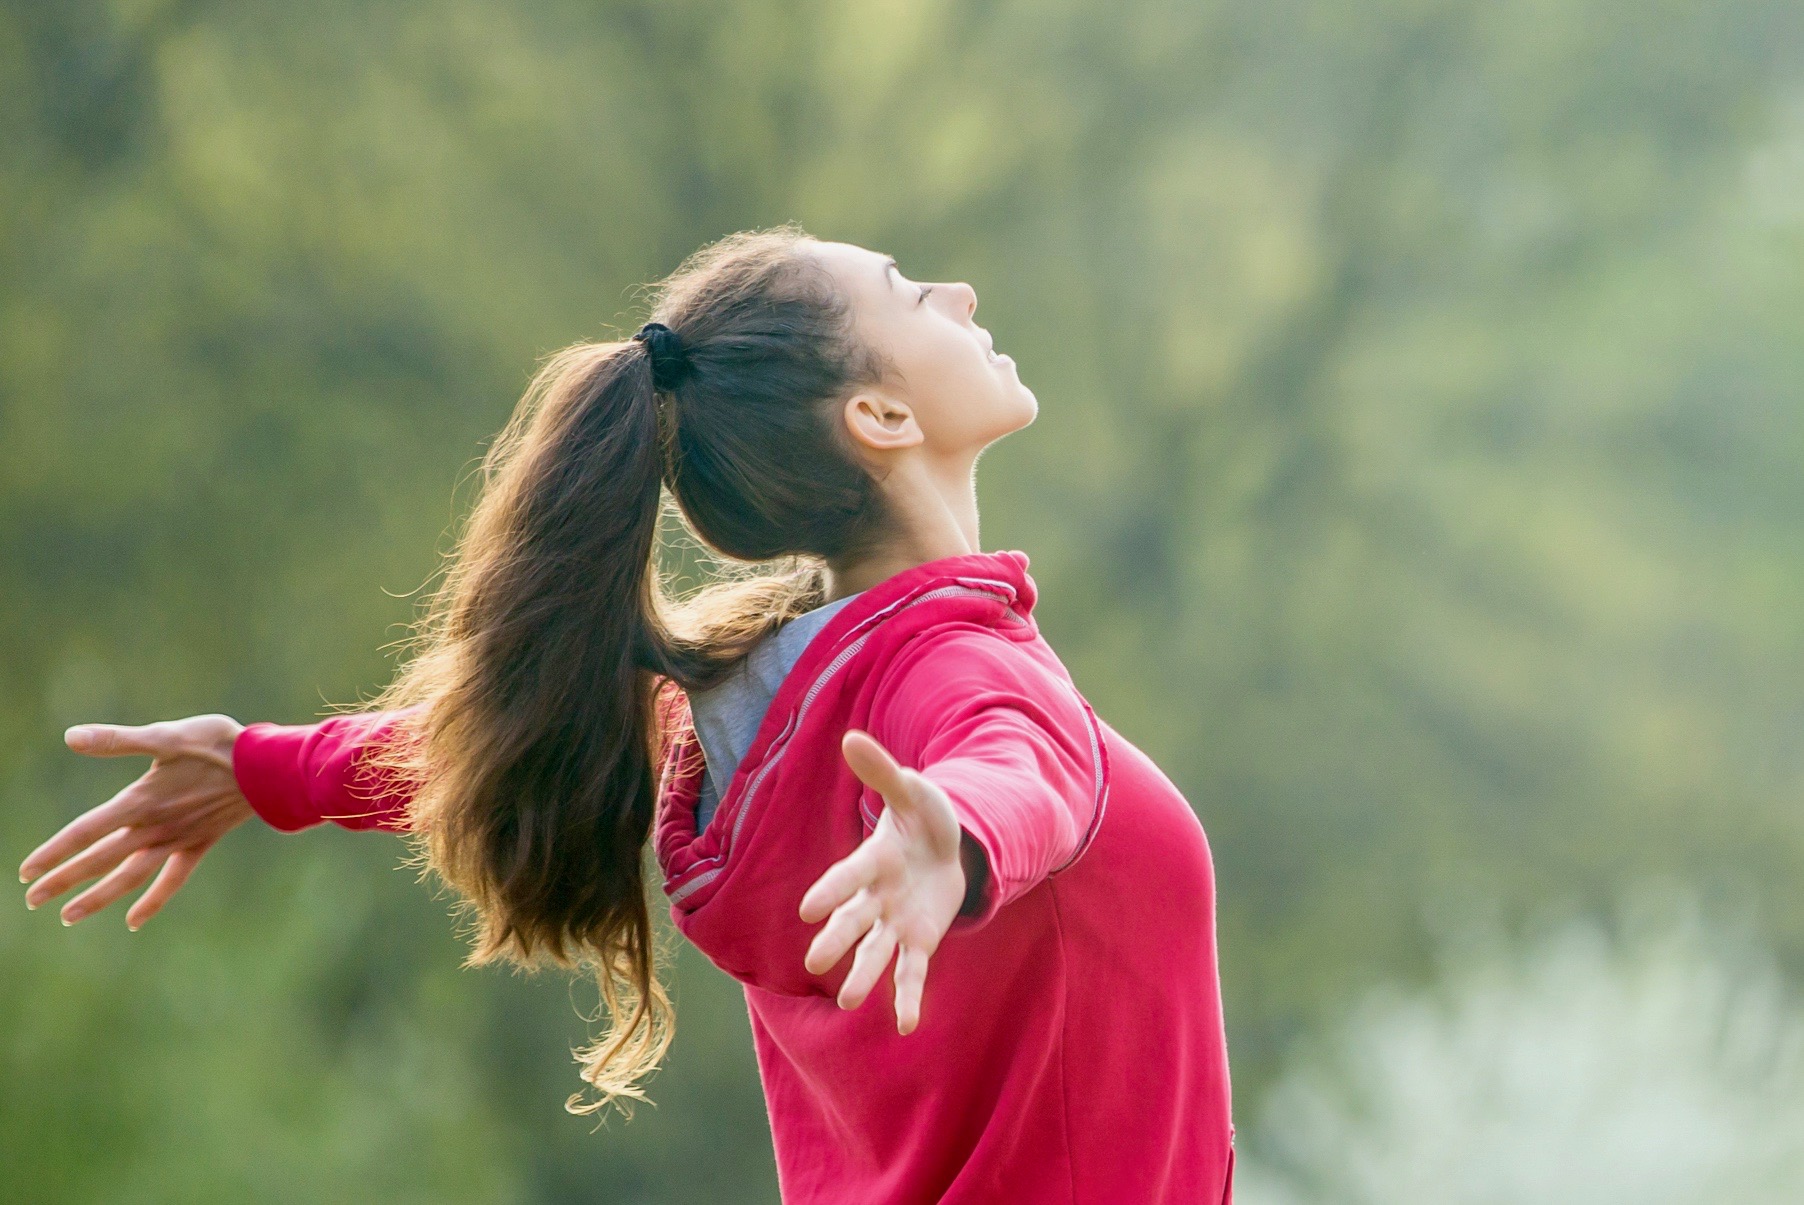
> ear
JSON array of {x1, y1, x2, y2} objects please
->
[{"x1": 840, "y1": 388, "x2": 923, "y2": 454}]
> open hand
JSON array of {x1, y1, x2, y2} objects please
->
[
  {"x1": 19, "y1": 715, "x2": 252, "y2": 930},
  {"x1": 799, "y1": 728, "x2": 968, "y2": 1034}
]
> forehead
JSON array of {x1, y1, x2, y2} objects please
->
[{"x1": 806, "y1": 240, "x2": 893, "y2": 301}]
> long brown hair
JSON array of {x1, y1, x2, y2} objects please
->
[{"x1": 362, "y1": 226, "x2": 896, "y2": 1115}]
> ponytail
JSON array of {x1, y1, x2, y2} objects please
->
[
  {"x1": 362, "y1": 226, "x2": 896, "y2": 1115},
  {"x1": 369, "y1": 340, "x2": 676, "y2": 1111}
]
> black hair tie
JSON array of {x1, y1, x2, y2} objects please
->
[{"x1": 632, "y1": 321, "x2": 693, "y2": 393}]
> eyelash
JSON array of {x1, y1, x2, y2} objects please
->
[{"x1": 918, "y1": 286, "x2": 934, "y2": 306}]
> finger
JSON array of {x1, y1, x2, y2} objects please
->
[
  {"x1": 19, "y1": 774, "x2": 161, "y2": 883},
  {"x1": 837, "y1": 921, "x2": 899, "y2": 1012},
  {"x1": 64, "y1": 722, "x2": 181, "y2": 760},
  {"x1": 125, "y1": 847, "x2": 204, "y2": 930},
  {"x1": 840, "y1": 729, "x2": 913, "y2": 802},
  {"x1": 893, "y1": 945, "x2": 931, "y2": 1035},
  {"x1": 24, "y1": 826, "x2": 140, "y2": 908},
  {"x1": 799, "y1": 844, "x2": 879, "y2": 923},
  {"x1": 843, "y1": 730, "x2": 946, "y2": 833},
  {"x1": 62, "y1": 846, "x2": 165, "y2": 925},
  {"x1": 804, "y1": 889, "x2": 881, "y2": 975}
]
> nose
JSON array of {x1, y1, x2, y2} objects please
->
[{"x1": 947, "y1": 281, "x2": 978, "y2": 320}]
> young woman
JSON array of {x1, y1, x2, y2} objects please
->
[{"x1": 20, "y1": 228, "x2": 1235, "y2": 1203}]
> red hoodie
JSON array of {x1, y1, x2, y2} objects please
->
[{"x1": 234, "y1": 549, "x2": 1235, "y2": 1203}]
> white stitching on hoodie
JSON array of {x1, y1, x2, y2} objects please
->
[{"x1": 666, "y1": 578, "x2": 1021, "y2": 906}]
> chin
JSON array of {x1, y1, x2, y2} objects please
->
[{"x1": 1011, "y1": 384, "x2": 1039, "y2": 428}]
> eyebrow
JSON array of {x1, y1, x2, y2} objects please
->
[{"x1": 882, "y1": 257, "x2": 899, "y2": 289}]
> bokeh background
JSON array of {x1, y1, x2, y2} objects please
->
[{"x1": 6, "y1": 1, "x2": 1804, "y2": 1201}]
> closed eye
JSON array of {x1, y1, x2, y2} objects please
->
[{"x1": 918, "y1": 285, "x2": 934, "y2": 306}]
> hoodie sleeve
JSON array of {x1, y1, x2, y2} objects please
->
[
  {"x1": 231, "y1": 709, "x2": 419, "y2": 834},
  {"x1": 868, "y1": 629, "x2": 1108, "y2": 928}
]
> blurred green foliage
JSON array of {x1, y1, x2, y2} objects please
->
[
  {"x1": 4, "y1": 0, "x2": 1802, "y2": 1200},
  {"x1": 1240, "y1": 894, "x2": 1804, "y2": 1201}
]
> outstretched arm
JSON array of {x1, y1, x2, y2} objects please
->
[
  {"x1": 19, "y1": 709, "x2": 416, "y2": 930},
  {"x1": 798, "y1": 630, "x2": 1107, "y2": 1032},
  {"x1": 231, "y1": 710, "x2": 418, "y2": 833}
]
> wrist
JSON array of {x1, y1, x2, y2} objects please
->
[
  {"x1": 213, "y1": 722, "x2": 246, "y2": 770},
  {"x1": 186, "y1": 714, "x2": 246, "y2": 771}
]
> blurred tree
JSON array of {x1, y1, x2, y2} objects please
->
[
  {"x1": 1236, "y1": 893, "x2": 1804, "y2": 1203},
  {"x1": 4, "y1": 0, "x2": 1803, "y2": 1198}
]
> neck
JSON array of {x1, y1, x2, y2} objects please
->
[{"x1": 823, "y1": 452, "x2": 981, "y2": 602}]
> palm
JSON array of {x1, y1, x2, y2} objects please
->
[
  {"x1": 799, "y1": 728, "x2": 967, "y2": 1034},
  {"x1": 19, "y1": 714, "x2": 253, "y2": 929}
]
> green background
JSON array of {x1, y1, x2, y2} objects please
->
[{"x1": 5, "y1": 1, "x2": 1804, "y2": 1200}]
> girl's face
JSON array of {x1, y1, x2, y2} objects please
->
[{"x1": 806, "y1": 240, "x2": 1038, "y2": 462}]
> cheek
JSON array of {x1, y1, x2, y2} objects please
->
[
  {"x1": 896, "y1": 333, "x2": 972, "y2": 400},
  {"x1": 900, "y1": 327, "x2": 1021, "y2": 446}
]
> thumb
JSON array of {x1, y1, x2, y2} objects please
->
[
  {"x1": 65, "y1": 722, "x2": 177, "y2": 759},
  {"x1": 841, "y1": 729, "x2": 916, "y2": 807},
  {"x1": 843, "y1": 730, "x2": 955, "y2": 842}
]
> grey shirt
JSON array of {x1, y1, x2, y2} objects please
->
[{"x1": 689, "y1": 590, "x2": 865, "y2": 833}]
